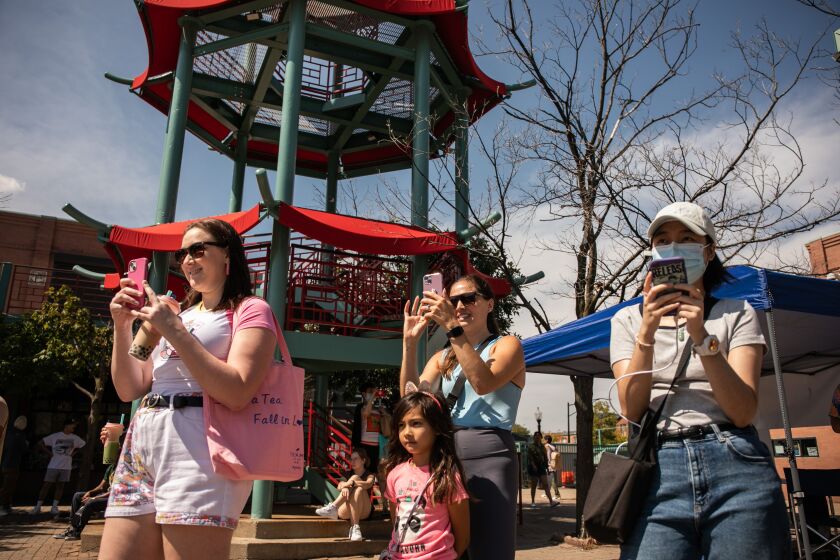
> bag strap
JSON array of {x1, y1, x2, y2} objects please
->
[
  {"x1": 631, "y1": 296, "x2": 718, "y2": 458},
  {"x1": 445, "y1": 335, "x2": 499, "y2": 411},
  {"x1": 390, "y1": 470, "x2": 436, "y2": 552},
  {"x1": 233, "y1": 297, "x2": 291, "y2": 364}
]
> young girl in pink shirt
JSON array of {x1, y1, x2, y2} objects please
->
[{"x1": 381, "y1": 383, "x2": 470, "y2": 560}]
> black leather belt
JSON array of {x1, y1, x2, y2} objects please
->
[
  {"x1": 658, "y1": 422, "x2": 741, "y2": 443},
  {"x1": 140, "y1": 393, "x2": 203, "y2": 409}
]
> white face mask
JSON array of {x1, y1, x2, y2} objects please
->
[{"x1": 650, "y1": 242, "x2": 710, "y2": 284}]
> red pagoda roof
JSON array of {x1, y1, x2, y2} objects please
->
[{"x1": 127, "y1": 0, "x2": 508, "y2": 177}]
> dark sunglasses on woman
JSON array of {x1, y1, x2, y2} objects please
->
[
  {"x1": 449, "y1": 292, "x2": 479, "y2": 307},
  {"x1": 174, "y1": 241, "x2": 227, "y2": 264}
]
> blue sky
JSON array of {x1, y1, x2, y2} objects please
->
[{"x1": 1, "y1": 1, "x2": 837, "y2": 432}]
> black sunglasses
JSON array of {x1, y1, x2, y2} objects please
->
[
  {"x1": 449, "y1": 292, "x2": 479, "y2": 307},
  {"x1": 174, "y1": 241, "x2": 227, "y2": 264}
]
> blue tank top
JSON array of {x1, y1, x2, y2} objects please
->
[{"x1": 440, "y1": 337, "x2": 522, "y2": 431}]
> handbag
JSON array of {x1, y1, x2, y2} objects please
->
[
  {"x1": 582, "y1": 298, "x2": 717, "y2": 544},
  {"x1": 379, "y1": 473, "x2": 435, "y2": 560},
  {"x1": 203, "y1": 300, "x2": 305, "y2": 481}
]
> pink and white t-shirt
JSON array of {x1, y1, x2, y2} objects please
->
[
  {"x1": 151, "y1": 297, "x2": 276, "y2": 396},
  {"x1": 386, "y1": 461, "x2": 469, "y2": 560}
]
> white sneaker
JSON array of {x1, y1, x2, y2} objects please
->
[
  {"x1": 349, "y1": 524, "x2": 363, "y2": 541},
  {"x1": 50, "y1": 505, "x2": 60, "y2": 515},
  {"x1": 315, "y1": 502, "x2": 338, "y2": 519},
  {"x1": 29, "y1": 505, "x2": 41, "y2": 515}
]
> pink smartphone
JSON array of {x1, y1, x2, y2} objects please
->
[
  {"x1": 423, "y1": 272, "x2": 444, "y2": 295},
  {"x1": 126, "y1": 258, "x2": 149, "y2": 308}
]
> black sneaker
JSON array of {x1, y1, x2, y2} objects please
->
[
  {"x1": 64, "y1": 531, "x2": 81, "y2": 541},
  {"x1": 53, "y1": 529, "x2": 71, "y2": 539}
]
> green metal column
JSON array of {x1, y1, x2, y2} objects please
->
[
  {"x1": 411, "y1": 22, "x2": 433, "y2": 366},
  {"x1": 454, "y1": 107, "x2": 469, "y2": 234},
  {"x1": 150, "y1": 20, "x2": 197, "y2": 294},
  {"x1": 229, "y1": 131, "x2": 248, "y2": 212},
  {"x1": 255, "y1": 0, "x2": 307, "y2": 520},
  {"x1": 326, "y1": 150, "x2": 339, "y2": 214}
]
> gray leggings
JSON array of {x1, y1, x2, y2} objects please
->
[{"x1": 455, "y1": 427, "x2": 517, "y2": 560}]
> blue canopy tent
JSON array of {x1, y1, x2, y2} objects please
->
[{"x1": 522, "y1": 265, "x2": 840, "y2": 559}]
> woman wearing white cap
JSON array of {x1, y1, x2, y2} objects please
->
[{"x1": 610, "y1": 202, "x2": 789, "y2": 559}]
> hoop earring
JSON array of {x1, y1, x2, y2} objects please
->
[{"x1": 225, "y1": 261, "x2": 230, "y2": 276}]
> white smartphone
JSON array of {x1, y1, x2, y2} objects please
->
[{"x1": 423, "y1": 272, "x2": 444, "y2": 295}]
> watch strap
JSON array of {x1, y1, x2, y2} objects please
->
[{"x1": 446, "y1": 326, "x2": 465, "y2": 339}]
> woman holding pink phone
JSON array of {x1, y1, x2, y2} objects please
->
[
  {"x1": 401, "y1": 274, "x2": 526, "y2": 560},
  {"x1": 100, "y1": 219, "x2": 276, "y2": 560}
]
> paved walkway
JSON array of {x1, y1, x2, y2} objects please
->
[{"x1": 0, "y1": 490, "x2": 619, "y2": 559}]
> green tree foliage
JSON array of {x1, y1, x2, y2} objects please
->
[
  {"x1": 511, "y1": 422, "x2": 531, "y2": 439},
  {"x1": 0, "y1": 286, "x2": 112, "y2": 488},
  {"x1": 592, "y1": 401, "x2": 625, "y2": 445}
]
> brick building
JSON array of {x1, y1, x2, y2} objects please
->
[
  {"x1": 0, "y1": 209, "x2": 114, "y2": 317},
  {"x1": 806, "y1": 231, "x2": 840, "y2": 277}
]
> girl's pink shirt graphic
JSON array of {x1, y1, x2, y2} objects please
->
[{"x1": 386, "y1": 462, "x2": 468, "y2": 560}]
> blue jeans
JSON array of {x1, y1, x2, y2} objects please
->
[{"x1": 620, "y1": 425, "x2": 791, "y2": 560}]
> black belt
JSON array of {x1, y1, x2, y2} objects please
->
[
  {"x1": 658, "y1": 422, "x2": 741, "y2": 443},
  {"x1": 140, "y1": 393, "x2": 203, "y2": 409}
]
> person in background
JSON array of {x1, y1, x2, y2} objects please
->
[
  {"x1": 315, "y1": 448, "x2": 376, "y2": 542},
  {"x1": 527, "y1": 432, "x2": 558, "y2": 508},
  {"x1": 31, "y1": 418, "x2": 85, "y2": 515},
  {"x1": 54, "y1": 427, "x2": 120, "y2": 540},
  {"x1": 830, "y1": 383, "x2": 840, "y2": 434},
  {"x1": 352, "y1": 382, "x2": 382, "y2": 469},
  {"x1": 543, "y1": 434, "x2": 560, "y2": 499},
  {"x1": 0, "y1": 415, "x2": 28, "y2": 516}
]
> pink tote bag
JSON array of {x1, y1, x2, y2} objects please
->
[{"x1": 203, "y1": 304, "x2": 305, "y2": 481}]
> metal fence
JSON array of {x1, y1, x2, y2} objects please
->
[{"x1": 1, "y1": 263, "x2": 111, "y2": 319}]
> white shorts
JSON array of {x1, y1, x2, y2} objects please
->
[{"x1": 105, "y1": 403, "x2": 252, "y2": 528}]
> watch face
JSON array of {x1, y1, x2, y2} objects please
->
[{"x1": 708, "y1": 336, "x2": 720, "y2": 353}]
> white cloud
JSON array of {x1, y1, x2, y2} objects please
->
[{"x1": 0, "y1": 174, "x2": 25, "y2": 194}]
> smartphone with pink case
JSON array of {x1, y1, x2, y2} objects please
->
[
  {"x1": 126, "y1": 258, "x2": 149, "y2": 308},
  {"x1": 423, "y1": 272, "x2": 444, "y2": 295}
]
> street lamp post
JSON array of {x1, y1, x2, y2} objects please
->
[
  {"x1": 567, "y1": 402, "x2": 575, "y2": 443},
  {"x1": 535, "y1": 407, "x2": 543, "y2": 434}
]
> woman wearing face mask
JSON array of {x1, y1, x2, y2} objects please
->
[{"x1": 610, "y1": 202, "x2": 790, "y2": 559}]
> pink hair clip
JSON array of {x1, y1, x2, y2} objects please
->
[{"x1": 404, "y1": 381, "x2": 443, "y2": 412}]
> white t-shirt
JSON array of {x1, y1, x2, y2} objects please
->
[
  {"x1": 43, "y1": 431, "x2": 85, "y2": 470},
  {"x1": 610, "y1": 298, "x2": 766, "y2": 430},
  {"x1": 150, "y1": 298, "x2": 276, "y2": 396}
]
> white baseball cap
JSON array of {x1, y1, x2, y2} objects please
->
[{"x1": 647, "y1": 202, "x2": 717, "y2": 243}]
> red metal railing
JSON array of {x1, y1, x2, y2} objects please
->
[
  {"x1": 306, "y1": 400, "x2": 354, "y2": 488},
  {"x1": 286, "y1": 242, "x2": 410, "y2": 336},
  {"x1": 242, "y1": 233, "x2": 272, "y2": 294},
  {"x1": 2, "y1": 264, "x2": 112, "y2": 319}
]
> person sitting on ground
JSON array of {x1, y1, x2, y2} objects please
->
[
  {"x1": 31, "y1": 418, "x2": 85, "y2": 515},
  {"x1": 526, "y1": 432, "x2": 558, "y2": 508},
  {"x1": 54, "y1": 427, "x2": 120, "y2": 540},
  {"x1": 315, "y1": 448, "x2": 376, "y2": 541}
]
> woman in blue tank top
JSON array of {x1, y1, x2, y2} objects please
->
[{"x1": 401, "y1": 274, "x2": 525, "y2": 560}]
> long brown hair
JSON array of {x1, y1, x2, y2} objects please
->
[
  {"x1": 382, "y1": 391, "x2": 469, "y2": 506},
  {"x1": 180, "y1": 219, "x2": 252, "y2": 311},
  {"x1": 442, "y1": 274, "x2": 500, "y2": 379}
]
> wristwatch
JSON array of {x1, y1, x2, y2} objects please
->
[
  {"x1": 692, "y1": 334, "x2": 720, "y2": 356},
  {"x1": 446, "y1": 326, "x2": 465, "y2": 339}
]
